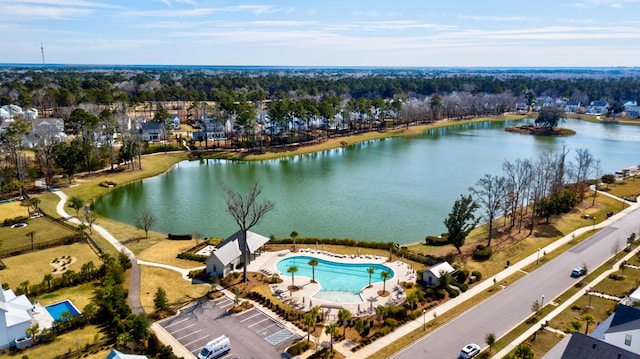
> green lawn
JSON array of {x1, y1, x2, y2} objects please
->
[
  {"x1": 0, "y1": 216, "x2": 79, "y2": 256},
  {"x1": 0, "y1": 242, "x2": 101, "y2": 291}
]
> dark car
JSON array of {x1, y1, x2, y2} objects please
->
[{"x1": 571, "y1": 266, "x2": 586, "y2": 277}]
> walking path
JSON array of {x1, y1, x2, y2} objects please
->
[{"x1": 49, "y1": 184, "x2": 640, "y2": 359}]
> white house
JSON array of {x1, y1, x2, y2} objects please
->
[
  {"x1": 421, "y1": 261, "x2": 456, "y2": 287},
  {"x1": 0, "y1": 285, "x2": 34, "y2": 350},
  {"x1": 626, "y1": 106, "x2": 640, "y2": 118},
  {"x1": 590, "y1": 304, "x2": 640, "y2": 355},
  {"x1": 205, "y1": 230, "x2": 270, "y2": 278},
  {"x1": 586, "y1": 101, "x2": 609, "y2": 115}
]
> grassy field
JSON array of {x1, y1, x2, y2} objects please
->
[
  {"x1": 139, "y1": 266, "x2": 211, "y2": 314},
  {"x1": 0, "y1": 324, "x2": 108, "y2": 359},
  {"x1": 0, "y1": 200, "x2": 25, "y2": 222},
  {"x1": 35, "y1": 281, "x2": 99, "y2": 310},
  {"x1": 137, "y1": 238, "x2": 206, "y2": 269},
  {"x1": 0, "y1": 216, "x2": 79, "y2": 255},
  {"x1": 0, "y1": 242, "x2": 101, "y2": 290},
  {"x1": 605, "y1": 177, "x2": 640, "y2": 200}
]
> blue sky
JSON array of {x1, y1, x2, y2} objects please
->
[{"x1": 2, "y1": 0, "x2": 640, "y2": 67}]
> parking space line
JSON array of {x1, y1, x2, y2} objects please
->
[
  {"x1": 239, "y1": 312, "x2": 261, "y2": 322},
  {"x1": 248, "y1": 317, "x2": 270, "y2": 327},
  {"x1": 163, "y1": 317, "x2": 190, "y2": 329},
  {"x1": 256, "y1": 323, "x2": 277, "y2": 335},
  {"x1": 177, "y1": 329, "x2": 202, "y2": 341},
  {"x1": 219, "y1": 302, "x2": 234, "y2": 308},
  {"x1": 265, "y1": 329, "x2": 295, "y2": 345},
  {"x1": 183, "y1": 334, "x2": 210, "y2": 348},
  {"x1": 168, "y1": 323, "x2": 195, "y2": 335}
]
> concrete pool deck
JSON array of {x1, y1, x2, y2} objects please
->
[{"x1": 246, "y1": 249, "x2": 417, "y2": 318}]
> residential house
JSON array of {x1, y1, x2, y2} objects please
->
[
  {"x1": 586, "y1": 101, "x2": 609, "y2": 115},
  {"x1": 551, "y1": 304, "x2": 640, "y2": 359},
  {"x1": 139, "y1": 122, "x2": 166, "y2": 142},
  {"x1": 558, "y1": 332, "x2": 640, "y2": 359},
  {"x1": 626, "y1": 106, "x2": 640, "y2": 118},
  {"x1": 564, "y1": 101, "x2": 582, "y2": 114},
  {"x1": 205, "y1": 230, "x2": 270, "y2": 278},
  {"x1": 0, "y1": 105, "x2": 23, "y2": 119},
  {"x1": 421, "y1": 261, "x2": 456, "y2": 287},
  {"x1": 24, "y1": 118, "x2": 67, "y2": 148},
  {"x1": 0, "y1": 107, "x2": 10, "y2": 121},
  {"x1": 170, "y1": 114, "x2": 181, "y2": 130},
  {"x1": 193, "y1": 117, "x2": 226, "y2": 141},
  {"x1": 623, "y1": 100, "x2": 638, "y2": 112},
  {"x1": 0, "y1": 285, "x2": 34, "y2": 350},
  {"x1": 23, "y1": 108, "x2": 38, "y2": 120}
]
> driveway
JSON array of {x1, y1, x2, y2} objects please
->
[{"x1": 159, "y1": 297, "x2": 301, "y2": 358}]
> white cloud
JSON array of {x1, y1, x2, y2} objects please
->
[{"x1": 0, "y1": 4, "x2": 93, "y2": 19}]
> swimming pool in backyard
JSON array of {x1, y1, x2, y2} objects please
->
[
  {"x1": 276, "y1": 256, "x2": 394, "y2": 302},
  {"x1": 45, "y1": 299, "x2": 81, "y2": 321}
]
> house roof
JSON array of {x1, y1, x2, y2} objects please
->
[
  {"x1": 0, "y1": 287, "x2": 33, "y2": 328},
  {"x1": 605, "y1": 305, "x2": 640, "y2": 334},
  {"x1": 106, "y1": 349, "x2": 148, "y2": 359},
  {"x1": 211, "y1": 230, "x2": 270, "y2": 266},
  {"x1": 424, "y1": 261, "x2": 455, "y2": 279},
  {"x1": 560, "y1": 332, "x2": 640, "y2": 359},
  {"x1": 591, "y1": 100, "x2": 609, "y2": 107}
]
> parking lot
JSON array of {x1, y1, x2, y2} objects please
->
[{"x1": 159, "y1": 296, "x2": 301, "y2": 358}]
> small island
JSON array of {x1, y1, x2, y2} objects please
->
[{"x1": 504, "y1": 107, "x2": 576, "y2": 136}]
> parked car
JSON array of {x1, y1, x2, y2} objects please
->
[
  {"x1": 571, "y1": 266, "x2": 586, "y2": 277},
  {"x1": 198, "y1": 335, "x2": 231, "y2": 359},
  {"x1": 460, "y1": 343, "x2": 481, "y2": 358}
]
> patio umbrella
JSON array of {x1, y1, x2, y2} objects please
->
[
  {"x1": 357, "y1": 304, "x2": 361, "y2": 313},
  {"x1": 315, "y1": 241, "x2": 318, "y2": 251},
  {"x1": 357, "y1": 248, "x2": 360, "y2": 256}
]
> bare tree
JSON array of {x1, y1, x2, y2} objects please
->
[
  {"x1": 135, "y1": 209, "x2": 156, "y2": 239},
  {"x1": 471, "y1": 174, "x2": 507, "y2": 247},
  {"x1": 592, "y1": 159, "x2": 602, "y2": 206},
  {"x1": 224, "y1": 181, "x2": 275, "y2": 283},
  {"x1": 569, "y1": 148, "x2": 594, "y2": 201}
]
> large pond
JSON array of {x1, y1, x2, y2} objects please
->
[{"x1": 95, "y1": 119, "x2": 640, "y2": 244}]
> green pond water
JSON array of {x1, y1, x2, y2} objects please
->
[{"x1": 94, "y1": 119, "x2": 640, "y2": 244}]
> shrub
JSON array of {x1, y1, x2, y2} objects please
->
[
  {"x1": 177, "y1": 252, "x2": 208, "y2": 262},
  {"x1": 384, "y1": 318, "x2": 398, "y2": 329},
  {"x1": 444, "y1": 286, "x2": 459, "y2": 298},
  {"x1": 473, "y1": 246, "x2": 493, "y2": 261},
  {"x1": 286, "y1": 340, "x2": 311, "y2": 355},
  {"x1": 450, "y1": 280, "x2": 468, "y2": 292},
  {"x1": 378, "y1": 326, "x2": 392, "y2": 336},
  {"x1": 471, "y1": 271, "x2": 483, "y2": 281},
  {"x1": 425, "y1": 234, "x2": 450, "y2": 246},
  {"x1": 168, "y1": 233, "x2": 193, "y2": 240},
  {"x1": 455, "y1": 269, "x2": 469, "y2": 283}
]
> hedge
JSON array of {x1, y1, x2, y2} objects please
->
[
  {"x1": 424, "y1": 234, "x2": 450, "y2": 246},
  {"x1": 168, "y1": 233, "x2": 193, "y2": 240}
]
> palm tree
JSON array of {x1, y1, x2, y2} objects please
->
[
  {"x1": 485, "y1": 332, "x2": 496, "y2": 353},
  {"x1": 19, "y1": 280, "x2": 29, "y2": 295},
  {"x1": 43, "y1": 274, "x2": 53, "y2": 289},
  {"x1": 290, "y1": 231, "x2": 299, "y2": 252},
  {"x1": 26, "y1": 324, "x2": 39, "y2": 342},
  {"x1": 302, "y1": 313, "x2": 316, "y2": 342},
  {"x1": 584, "y1": 313, "x2": 595, "y2": 334},
  {"x1": 26, "y1": 230, "x2": 36, "y2": 251},
  {"x1": 81, "y1": 261, "x2": 96, "y2": 280},
  {"x1": 338, "y1": 308, "x2": 352, "y2": 337},
  {"x1": 406, "y1": 291, "x2": 419, "y2": 310},
  {"x1": 287, "y1": 265, "x2": 298, "y2": 288},
  {"x1": 308, "y1": 258, "x2": 319, "y2": 283},
  {"x1": 367, "y1": 267, "x2": 375, "y2": 287},
  {"x1": 325, "y1": 323, "x2": 339, "y2": 353},
  {"x1": 380, "y1": 270, "x2": 391, "y2": 294}
]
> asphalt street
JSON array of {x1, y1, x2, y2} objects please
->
[{"x1": 392, "y1": 206, "x2": 640, "y2": 359}]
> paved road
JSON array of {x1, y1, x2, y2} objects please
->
[{"x1": 392, "y1": 206, "x2": 640, "y2": 359}]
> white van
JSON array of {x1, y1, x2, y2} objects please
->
[{"x1": 198, "y1": 335, "x2": 231, "y2": 359}]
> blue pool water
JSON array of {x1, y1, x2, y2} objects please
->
[
  {"x1": 45, "y1": 300, "x2": 81, "y2": 321},
  {"x1": 276, "y1": 256, "x2": 394, "y2": 294}
]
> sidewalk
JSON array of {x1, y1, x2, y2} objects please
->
[{"x1": 340, "y1": 196, "x2": 640, "y2": 359}]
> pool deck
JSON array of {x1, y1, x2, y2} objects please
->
[{"x1": 246, "y1": 249, "x2": 417, "y2": 318}]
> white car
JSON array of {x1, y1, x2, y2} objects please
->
[{"x1": 460, "y1": 343, "x2": 481, "y2": 358}]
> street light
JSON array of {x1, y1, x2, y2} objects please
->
[
  {"x1": 541, "y1": 295, "x2": 545, "y2": 308},
  {"x1": 423, "y1": 308, "x2": 427, "y2": 330},
  {"x1": 592, "y1": 216, "x2": 597, "y2": 231},
  {"x1": 587, "y1": 287, "x2": 593, "y2": 310},
  {"x1": 537, "y1": 248, "x2": 541, "y2": 264}
]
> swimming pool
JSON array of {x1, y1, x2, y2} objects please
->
[
  {"x1": 45, "y1": 300, "x2": 81, "y2": 321},
  {"x1": 276, "y1": 256, "x2": 394, "y2": 295}
]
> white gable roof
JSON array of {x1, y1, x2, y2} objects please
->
[
  {"x1": 427, "y1": 261, "x2": 455, "y2": 279},
  {"x1": 211, "y1": 230, "x2": 270, "y2": 266},
  {"x1": 0, "y1": 288, "x2": 33, "y2": 328}
]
